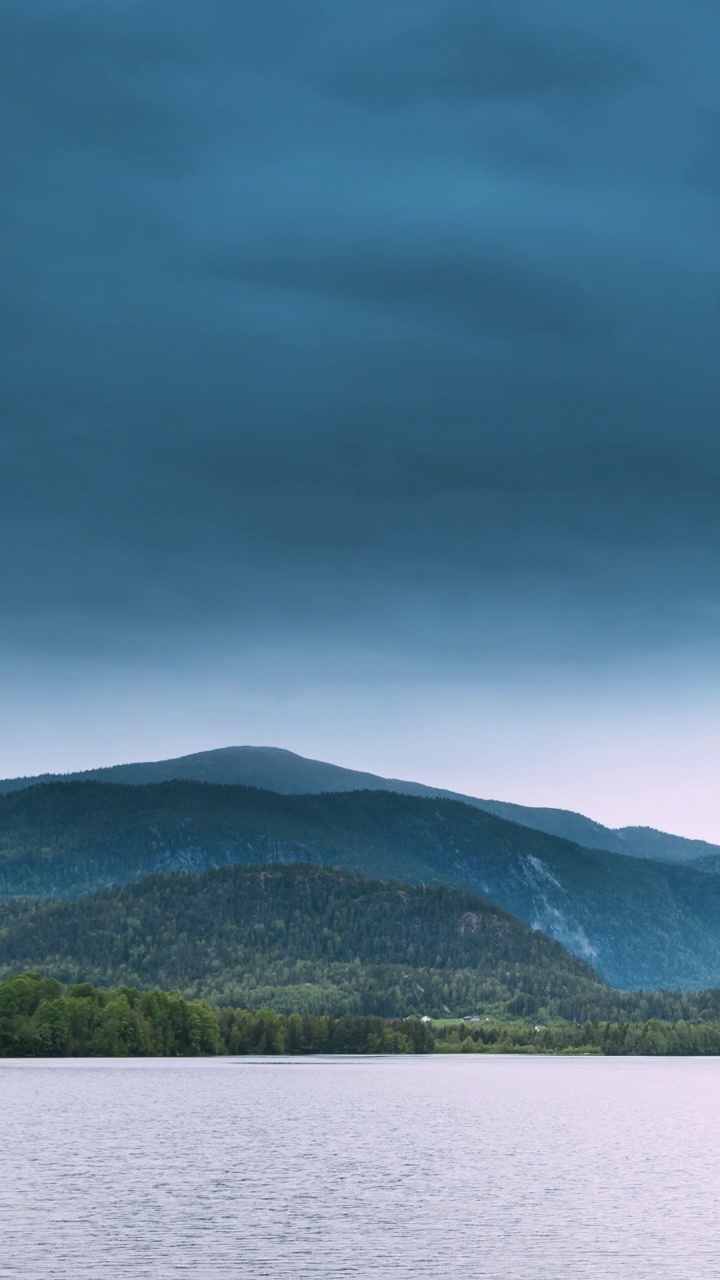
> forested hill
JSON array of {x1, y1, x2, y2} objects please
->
[
  {"x1": 0, "y1": 864, "x2": 605, "y2": 1019},
  {"x1": 2, "y1": 865, "x2": 719, "y2": 1027},
  {"x1": 4, "y1": 782, "x2": 720, "y2": 991}
]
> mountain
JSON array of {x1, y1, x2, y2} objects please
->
[
  {"x1": 3, "y1": 862, "x2": 719, "y2": 1026},
  {"x1": 3, "y1": 780, "x2": 720, "y2": 990},
  {"x1": 610, "y1": 826, "x2": 720, "y2": 871},
  {"x1": 0, "y1": 863, "x2": 611, "y2": 1019},
  {"x1": 1, "y1": 745, "x2": 716, "y2": 869}
]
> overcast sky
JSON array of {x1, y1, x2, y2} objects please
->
[{"x1": 3, "y1": 0, "x2": 720, "y2": 836}]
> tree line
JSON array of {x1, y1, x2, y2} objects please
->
[
  {"x1": 435, "y1": 1017, "x2": 720, "y2": 1055},
  {"x1": 5, "y1": 973, "x2": 720, "y2": 1057},
  {"x1": 0, "y1": 972, "x2": 434, "y2": 1057}
]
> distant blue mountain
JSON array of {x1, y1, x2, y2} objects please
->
[
  {"x1": 2, "y1": 778, "x2": 720, "y2": 990},
  {"x1": 1, "y1": 744, "x2": 718, "y2": 870}
]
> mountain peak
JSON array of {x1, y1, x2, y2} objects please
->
[{"x1": 0, "y1": 744, "x2": 717, "y2": 869}]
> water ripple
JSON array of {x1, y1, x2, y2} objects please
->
[{"x1": 1, "y1": 1056, "x2": 718, "y2": 1278}]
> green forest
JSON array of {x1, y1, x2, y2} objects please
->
[
  {"x1": 0, "y1": 972, "x2": 434, "y2": 1057},
  {"x1": 0, "y1": 862, "x2": 605, "y2": 1019},
  {"x1": 433, "y1": 1017, "x2": 720, "y2": 1055},
  {"x1": 3, "y1": 864, "x2": 720, "y2": 1026},
  {"x1": 4, "y1": 972, "x2": 720, "y2": 1058},
  {"x1": 2, "y1": 779, "x2": 720, "y2": 990}
]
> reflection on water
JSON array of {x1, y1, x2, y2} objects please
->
[{"x1": 1, "y1": 1055, "x2": 718, "y2": 1278}]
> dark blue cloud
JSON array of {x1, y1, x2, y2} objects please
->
[
  {"x1": 318, "y1": 4, "x2": 643, "y2": 109},
  {"x1": 2, "y1": 0, "x2": 720, "y2": 675},
  {"x1": 689, "y1": 109, "x2": 720, "y2": 197},
  {"x1": 209, "y1": 230, "x2": 610, "y2": 338}
]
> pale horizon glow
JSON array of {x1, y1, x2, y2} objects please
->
[{"x1": 3, "y1": 646, "x2": 719, "y2": 844}]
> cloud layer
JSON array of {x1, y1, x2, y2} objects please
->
[{"x1": 3, "y1": 0, "x2": 720, "y2": 823}]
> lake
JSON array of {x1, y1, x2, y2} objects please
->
[{"x1": 1, "y1": 1056, "x2": 718, "y2": 1278}]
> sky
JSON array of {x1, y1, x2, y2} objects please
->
[{"x1": 2, "y1": 0, "x2": 720, "y2": 837}]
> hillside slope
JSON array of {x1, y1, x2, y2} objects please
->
[
  {"x1": 2, "y1": 781, "x2": 720, "y2": 989},
  {"x1": 1, "y1": 745, "x2": 715, "y2": 869},
  {"x1": 0, "y1": 864, "x2": 609, "y2": 1019}
]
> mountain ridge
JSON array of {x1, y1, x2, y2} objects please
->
[
  {"x1": 3, "y1": 779, "x2": 720, "y2": 990},
  {"x1": 1, "y1": 744, "x2": 718, "y2": 870}
]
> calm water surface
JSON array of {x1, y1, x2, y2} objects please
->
[{"x1": 1, "y1": 1056, "x2": 719, "y2": 1278}]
